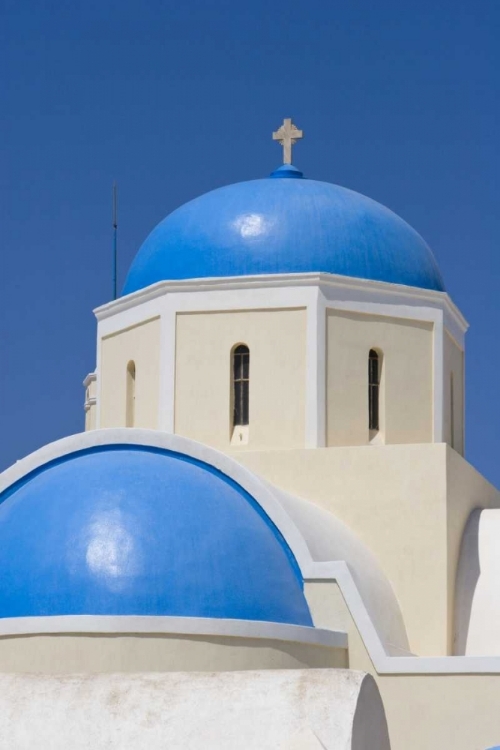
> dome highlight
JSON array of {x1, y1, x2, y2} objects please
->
[
  {"x1": 0, "y1": 445, "x2": 311, "y2": 625},
  {"x1": 122, "y1": 167, "x2": 445, "y2": 295}
]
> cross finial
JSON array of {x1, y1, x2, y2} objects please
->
[{"x1": 272, "y1": 118, "x2": 303, "y2": 165}]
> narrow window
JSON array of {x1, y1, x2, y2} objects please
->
[
  {"x1": 126, "y1": 360, "x2": 136, "y2": 427},
  {"x1": 368, "y1": 349, "x2": 380, "y2": 432},
  {"x1": 233, "y1": 345, "x2": 249, "y2": 427}
]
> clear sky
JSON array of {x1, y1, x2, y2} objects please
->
[{"x1": 1, "y1": 1, "x2": 499, "y2": 484}]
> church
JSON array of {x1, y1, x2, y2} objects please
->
[{"x1": 1, "y1": 119, "x2": 499, "y2": 750}]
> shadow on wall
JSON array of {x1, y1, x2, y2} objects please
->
[
  {"x1": 454, "y1": 508, "x2": 500, "y2": 656},
  {"x1": 0, "y1": 670, "x2": 391, "y2": 750},
  {"x1": 454, "y1": 509, "x2": 481, "y2": 655}
]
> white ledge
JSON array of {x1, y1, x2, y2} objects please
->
[
  {"x1": 0, "y1": 615, "x2": 346, "y2": 648},
  {"x1": 303, "y1": 560, "x2": 500, "y2": 674}
]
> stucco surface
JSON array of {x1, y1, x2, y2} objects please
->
[
  {"x1": 99, "y1": 317, "x2": 160, "y2": 429},
  {"x1": 273, "y1": 486, "x2": 410, "y2": 655},
  {"x1": 306, "y1": 581, "x2": 500, "y2": 750},
  {"x1": 0, "y1": 632, "x2": 345, "y2": 673},
  {"x1": 443, "y1": 331, "x2": 464, "y2": 454},
  {"x1": 305, "y1": 581, "x2": 375, "y2": 673},
  {"x1": 175, "y1": 308, "x2": 306, "y2": 450},
  {"x1": 0, "y1": 669, "x2": 390, "y2": 750},
  {"x1": 379, "y1": 674, "x2": 500, "y2": 750},
  {"x1": 238, "y1": 444, "x2": 447, "y2": 654},
  {"x1": 326, "y1": 310, "x2": 433, "y2": 446},
  {"x1": 237, "y1": 443, "x2": 500, "y2": 656},
  {"x1": 455, "y1": 508, "x2": 500, "y2": 655},
  {"x1": 448, "y1": 449, "x2": 500, "y2": 654}
]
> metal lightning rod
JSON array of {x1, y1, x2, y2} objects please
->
[{"x1": 112, "y1": 182, "x2": 118, "y2": 300}]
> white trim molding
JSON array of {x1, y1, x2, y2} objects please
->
[
  {"x1": 304, "y1": 560, "x2": 500, "y2": 675},
  {"x1": 83, "y1": 372, "x2": 97, "y2": 389},
  {"x1": 0, "y1": 614, "x2": 344, "y2": 648},
  {"x1": 94, "y1": 273, "x2": 468, "y2": 343},
  {"x1": 94, "y1": 272, "x2": 468, "y2": 344}
]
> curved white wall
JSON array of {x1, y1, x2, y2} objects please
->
[
  {"x1": 0, "y1": 670, "x2": 391, "y2": 750},
  {"x1": 455, "y1": 509, "x2": 500, "y2": 655},
  {"x1": 273, "y1": 485, "x2": 410, "y2": 656}
]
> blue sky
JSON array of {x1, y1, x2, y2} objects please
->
[{"x1": 1, "y1": 0, "x2": 499, "y2": 484}]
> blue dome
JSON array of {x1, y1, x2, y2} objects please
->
[
  {"x1": 0, "y1": 445, "x2": 312, "y2": 625},
  {"x1": 122, "y1": 165, "x2": 445, "y2": 295}
]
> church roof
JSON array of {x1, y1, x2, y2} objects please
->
[
  {"x1": 122, "y1": 164, "x2": 445, "y2": 295},
  {"x1": 0, "y1": 444, "x2": 312, "y2": 625}
]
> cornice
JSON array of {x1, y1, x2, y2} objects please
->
[
  {"x1": 93, "y1": 272, "x2": 468, "y2": 335},
  {"x1": 0, "y1": 614, "x2": 343, "y2": 647},
  {"x1": 83, "y1": 372, "x2": 97, "y2": 388}
]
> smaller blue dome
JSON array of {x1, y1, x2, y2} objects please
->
[
  {"x1": 0, "y1": 445, "x2": 312, "y2": 625},
  {"x1": 122, "y1": 165, "x2": 445, "y2": 295}
]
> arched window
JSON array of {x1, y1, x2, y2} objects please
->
[
  {"x1": 126, "y1": 360, "x2": 136, "y2": 427},
  {"x1": 368, "y1": 349, "x2": 380, "y2": 432},
  {"x1": 232, "y1": 345, "x2": 249, "y2": 427}
]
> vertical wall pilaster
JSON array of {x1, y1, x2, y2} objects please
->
[{"x1": 305, "y1": 287, "x2": 327, "y2": 448}]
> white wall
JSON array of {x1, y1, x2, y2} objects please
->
[
  {"x1": 93, "y1": 275, "x2": 467, "y2": 450},
  {"x1": 238, "y1": 443, "x2": 500, "y2": 656},
  {"x1": 306, "y1": 580, "x2": 500, "y2": 750},
  {"x1": 0, "y1": 670, "x2": 391, "y2": 750},
  {"x1": 99, "y1": 317, "x2": 160, "y2": 429},
  {"x1": 455, "y1": 509, "x2": 500, "y2": 655},
  {"x1": 326, "y1": 310, "x2": 433, "y2": 446},
  {"x1": 174, "y1": 308, "x2": 307, "y2": 450}
]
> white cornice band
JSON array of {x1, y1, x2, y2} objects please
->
[
  {"x1": 0, "y1": 614, "x2": 344, "y2": 648},
  {"x1": 93, "y1": 272, "x2": 468, "y2": 341}
]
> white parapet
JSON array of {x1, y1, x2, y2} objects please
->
[{"x1": 0, "y1": 669, "x2": 391, "y2": 750}]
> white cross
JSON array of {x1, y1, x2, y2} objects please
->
[{"x1": 272, "y1": 118, "x2": 304, "y2": 165}]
